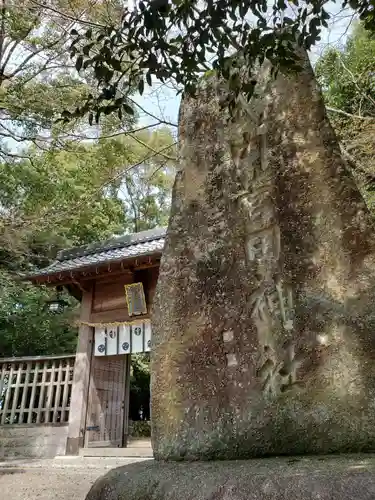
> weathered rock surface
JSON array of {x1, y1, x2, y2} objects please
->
[
  {"x1": 86, "y1": 456, "x2": 375, "y2": 500},
  {"x1": 151, "y1": 48, "x2": 375, "y2": 460}
]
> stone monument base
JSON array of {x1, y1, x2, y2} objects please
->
[{"x1": 86, "y1": 455, "x2": 375, "y2": 500}]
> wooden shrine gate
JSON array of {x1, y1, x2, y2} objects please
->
[
  {"x1": 84, "y1": 320, "x2": 150, "y2": 449},
  {"x1": 25, "y1": 227, "x2": 161, "y2": 456},
  {"x1": 84, "y1": 355, "x2": 130, "y2": 448}
]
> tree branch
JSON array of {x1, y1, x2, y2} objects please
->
[
  {"x1": 147, "y1": 160, "x2": 169, "y2": 181},
  {"x1": 128, "y1": 132, "x2": 177, "y2": 161},
  {"x1": 29, "y1": 0, "x2": 106, "y2": 28},
  {"x1": 326, "y1": 106, "x2": 374, "y2": 120},
  {"x1": 0, "y1": 2, "x2": 44, "y2": 80},
  {"x1": 72, "y1": 122, "x2": 163, "y2": 141},
  {"x1": 0, "y1": 148, "x2": 35, "y2": 165},
  {"x1": 338, "y1": 53, "x2": 375, "y2": 110},
  {"x1": 5, "y1": 38, "x2": 63, "y2": 80},
  {"x1": 127, "y1": 97, "x2": 178, "y2": 128},
  {"x1": 124, "y1": 176, "x2": 139, "y2": 233},
  {"x1": 0, "y1": 0, "x2": 6, "y2": 68},
  {"x1": 18, "y1": 61, "x2": 77, "y2": 87},
  {"x1": 339, "y1": 143, "x2": 375, "y2": 188},
  {"x1": 1, "y1": 40, "x2": 23, "y2": 77},
  {"x1": 0, "y1": 120, "x2": 167, "y2": 147}
]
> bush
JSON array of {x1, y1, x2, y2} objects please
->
[{"x1": 130, "y1": 420, "x2": 151, "y2": 437}]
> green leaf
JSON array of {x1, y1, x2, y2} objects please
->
[
  {"x1": 111, "y1": 58, "x2": 123, "y2": 72},
  {"x1": 283, "y1": 17, "x2": 294, "y2": 25},
  {"x1": 138, "y1": 78, "x2": 144, "y2": 95},
  {"x1": 75, "y1": 55, "x2": 83, "y2": 72},
  {"x1": 148, "y1": 53, "x2": 158, "y2": 69},
  {"x1": 146, "y1": 71, "x2": 152, "y2": 86},
  {"x1": 123, "y1": 103, "x2": 134, "y2": 115},
  {"x1": 321, "y1": 8, "x2": 330, "y2": 20},
  {"x1": 83, "y1": 43, "x2": 94, "y2": 56}
]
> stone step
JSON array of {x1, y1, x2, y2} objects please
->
[
  {"x1": 126, "y1": 439, "x2": 152, "y2": 448},
  {"x1": 79, "y1": 446, "x2": 153, "y2": 458}
]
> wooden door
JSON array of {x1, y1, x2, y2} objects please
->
[{"x1": 84, "y1": 355, "x2": 128, "y2": 448}]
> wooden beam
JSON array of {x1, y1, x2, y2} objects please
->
[
  {"x1": 61, "y1": 358, "x2": 73, "y2": 423},
  {"x1": 1, "y1": 363, "x2": 14, "y2": 425},
  {"x1": 10, "y1": 365, "x2": 22, "y2": 424},
  {"x1": 53, "y1": 359, "x2": 64, "y2": 423},
  {"x1": 19, "y1": 362, "x2": 32, "y2": 424},
  {"x1": 27, "y1": 362, "x2": 40, "y2": 424},
  {"x1": 65, "y1": 286, "x2": 93, "y2": 455},
  {"x1": 0, "y1": 354, "x2": 75, "y2": 364},
  {"x1": 122, "y1": 355, "x2": 131, "y2": 447},
  {"x1": 36, "y1": 361, "x2": 48, "y2": 424},
  {"x1": 77, "y1": 259, "x2": 160, "y2": 282}
]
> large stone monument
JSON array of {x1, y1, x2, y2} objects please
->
[{"x1": 86, "y1": 48, "x2": 375, "y2": 499}]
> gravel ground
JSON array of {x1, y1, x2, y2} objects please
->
[{"x1": 0, "y1": 457, "x2": 149, "y2": 500}]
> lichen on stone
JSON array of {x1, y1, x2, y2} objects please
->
[{"x1": 150, "y1": 46, "x2": 375, "y2": 461}]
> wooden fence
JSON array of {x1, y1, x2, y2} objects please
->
[{"x1": 0, "y1": 354, "x2": 75, "y2": 425}]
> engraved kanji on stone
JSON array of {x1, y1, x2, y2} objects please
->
[
  {"x1": 245, "y1": 225, "x2": 280, "y2": 262},
  {"x1": 266, "y1": 281, "x2": 294, "y2": 331},
  {"x1": 257, "y1": 342, "x2": 305, "y2": 397},
  {"x1": 240, "y1": 185, "x2": 273, "y2": 216},
  {"x1": 250, "y1": 279, "x2": 294, "y2": 333},
  {"x1": 250, "y1": 284, "x2": 270, "y2": 322}
]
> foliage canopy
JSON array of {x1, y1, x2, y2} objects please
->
[
  {"x1": 316, "y1": 22, "x2": 375, "y2": 198},
  {"x1": 0, "y1": 127, "x2": 176, "y2": 357},
  {"x1": 67, "y1": 0, "x2": 375, "y2": 120}
]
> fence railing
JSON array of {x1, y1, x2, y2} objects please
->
[{"x1": 0, "y1": 354, "x2": 75, "y2": 425}]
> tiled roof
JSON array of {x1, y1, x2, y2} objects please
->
[{"x1": 28, "y1": 227, "x2": 166, "y2": 279}]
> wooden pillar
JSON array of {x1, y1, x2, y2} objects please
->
[
  {"x1": 66, "y1": 286, "x2": 93, "y2": 455},
  {"x1": 122, "y1": 354, "x2": 131, "y2": 447}
]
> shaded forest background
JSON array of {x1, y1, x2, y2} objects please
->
[{"x1": 0, "y1": 3, "x2": 374, "y2": 375}]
